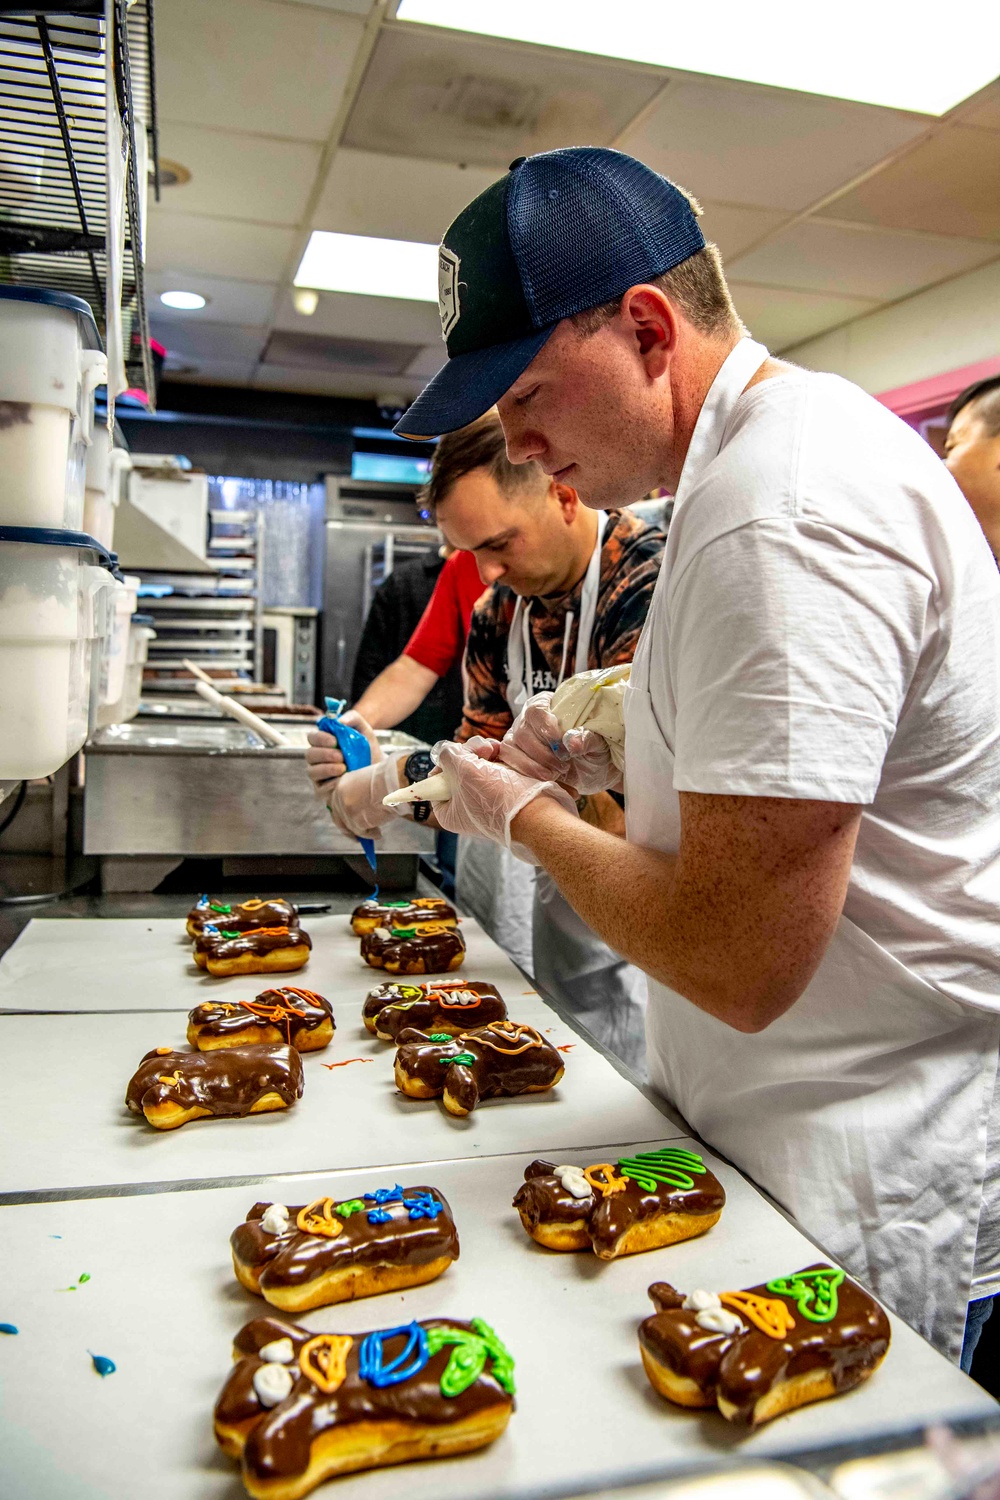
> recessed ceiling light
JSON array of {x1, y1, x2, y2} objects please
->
[
  {"x1": 395, "y1": 0, "x2": 1000, "y2": 116},
  {"x1": 160, "y1": 290, "x2": 207, "y2": 310},
  {"x1": 294, "y1": 231, "x2": 437, "y2": 302},
  {"x1": 292, "y1": 287, "x2": 320, "y2": 316},
  {"x1": 154, "y1": 158, "x2": 191, "y2": 188}
]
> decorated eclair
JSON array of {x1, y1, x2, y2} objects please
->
[
  {"x1": 638, "y1": 1263, "x2": 891, "y2": 1427},
  {"x1": 394, "y1": 1020, "x2": 563, "y2": 1116},
  {"x1": 360, "y1": 922, "x2": 465, "y2": 976},
  {"x1": 350, "y1": 897, "x2": 457, "y2": 937},
  {"x1": 188, "y1": 988, "x2": 335, "y2": 1053},
  {"x1": 513, "y1": 1147, "x2": 725, "y2": 1259},
  {"x1": 231, "y1": 1184, "x2": 459, "y2": 1311},
  {"x1": 365, "y1": 980, "x2": 506, "y2": 1041},
  {"x1": 187, "y1": 896, "x2": 298, "y2": 939},
  {"x1": 215, "y1": 1314, "x2": 514, "y2": 1500},
  {"x1": 194, "y1": 923, "x2": 312, "y2": 977},
  {"x1": 125, "y1": 1044, "x2": 303, "y2": 1130}
]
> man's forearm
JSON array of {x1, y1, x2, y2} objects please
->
[{"x1": 353, "y1": 655, "x2": 439, "y2": 730}]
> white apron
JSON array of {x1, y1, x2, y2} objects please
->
[
  {"x1": 509, "y1": 514, "x2": 648, "y2": 1074},
  {"x1": 624, "y1": 338, "x2": 999, "y2": 1360}
]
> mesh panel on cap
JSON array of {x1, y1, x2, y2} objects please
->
[{"x1": 507, "y1": 148, "x2": 705, "y2": 326}]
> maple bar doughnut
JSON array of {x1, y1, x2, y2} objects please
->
[
  {"x1": 368, "y1": 980, "x2": 506, "y2": 1041},
  {"x1": 360, "y1": 922, "x2": 465, "y2": 976},
  {"x1": 187, "y1": 896, "x2": 298, "y2": 939},
  {"x1": 188, "y1": 988, "x2": 334, "y2": 1053},
  {"x1": 231, "y1": 1183, "x2": 459, "y2": 1311},
  {"x1": 194, "y1": 924, "x2": 312, "y2": 977},
  {"x1": 514, "y1": 1147, "x2": 725, "y2": 1259},
  {"x1": 214, "y1": 1313, "x2": 515, "y2": 1500},
  {"x1": 394, "y1": 1020, "x2": 563, "y2": 1116},
  {"x1": 638, "y1": 1263, "x2": 890, "y2": 1427},
  {"x1": 126, "y1": 1044, "x2": 303, "y2": 1130},
  {"x1": 350, "y1": 896, "x2": 457, "y2": 937}
]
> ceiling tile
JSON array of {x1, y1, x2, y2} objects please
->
[
  {"x1": 729, "y1": 283, "x2": 878, "y2": 351},
  {"x1": 818, "y1": 125, "x2": 1000, "y2": 240},
  {"x1": 147, "y1": 272, "x2": 279, "y2": 328},
  {"x1": 619, "y1": 78, "x2": 927, "y2": 211},
  {"x1": 262, "y1": 329, "x2": 421, "y2": 376},
  {"x1": 405, "y1": 345, "x2": 446, "y2": 379},
  {"x1": 271, "y1": 286, "x2": 443, "y2": 344},
  {"x1": 697, "y1": 201, "x2": 791, "y2": 260},
  {"x1": 148, "y1": 322, "x2": 270, "y2": 366},
  {"x1": 155, "y1": 0, "x2": 364, "y2": 141},
  {"x1": 728, "y1": 219, "x2": 999, "y2": 301},
  {"x1": 251, "y1": 365, "x2": 424, "y2": 400},
  {"x1": 163, "y1": 360, "x2": 262, "y2": 388},
  {"x1": 950, "y1": 79, "x2": 1000, "y2": 132},
  {"x1": 268, "y1": 0, "x2": 372, "y2": 12},
  {"x1": 146, "y1": 212, "x2": 297, "y2": 284},
  {"x1": 313, "y1": 149, "x2": 499, "y2": 242},
  {"x1": 343, "y1": 23, "x2": 665, "y2": 167},
  {"x1": 156, "y1": 124, "x2": 321, "y2": 227}
]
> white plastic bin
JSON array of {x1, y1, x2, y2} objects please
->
[
  {"x1": 119, "y1": 617, "x2": 155, "y2": 725},
  {"x1": 96, "y1": 573, "x2": 140, "y2": 724},
  {"x1": 0, "y1": 527, "x2": 117, "y2": 779},
  {"x1": 0, "y1": 288, "x2": 107, "y2": 531},
  {"x1": 84, "y1": 427, "x2": 132, "y2": 550}
]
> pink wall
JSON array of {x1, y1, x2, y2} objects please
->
[{"x1": 877, "y1": 355, "x2": 1000, "y2": 429}]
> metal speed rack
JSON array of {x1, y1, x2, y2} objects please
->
[{"x1": 0, "y1": 2, "x2": 159, "y2": 400}]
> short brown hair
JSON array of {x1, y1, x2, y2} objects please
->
[
  {"x1": 424, "y1": 408, "x2": 546, "y2": 511},
  {"x1": 573, "y1": 242, "x2": 743, "y2": 341}
]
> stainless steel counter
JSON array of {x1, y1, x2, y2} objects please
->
[{"x1": 82, "y1": 720, "x2": 433, "y2": 861}]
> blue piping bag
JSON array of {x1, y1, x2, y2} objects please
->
[{"x1": 317, "y1": 698, "x2": 377, "y2": 885}]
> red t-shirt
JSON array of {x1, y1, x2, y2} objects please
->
[{"x1": 404, "y1": 550, "x2": 485, "y2": 677}]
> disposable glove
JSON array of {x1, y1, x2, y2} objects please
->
[
  {"x1": 328, "y1": 754, "x2": 400, "y2": 841},
  {"x1": 426, "y1": 738, "x2": 578, "y2": 862},
  {"x1": 304, "y1": 710, "x2": 381, "y2": 797},
  {"x1": 498, "y1": 692, "x2": 622, "y2": 795}
]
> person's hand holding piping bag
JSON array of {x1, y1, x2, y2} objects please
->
[{"x1": 494, "y1": 691, "x2": 622, "y2": 797}]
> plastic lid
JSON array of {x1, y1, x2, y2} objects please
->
[
  {"x1": 132, "y1": 613, "x2": 156, "y2": 626},
  {"x1": 0, "y1": 286, "x2": 102, "y2": 351},
  {"x1": 0, "y1": 525, "x2": 121, "y2": 577}
]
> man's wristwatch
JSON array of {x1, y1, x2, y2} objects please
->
[{"x1": 404, "y1": 749, "x2": 436, "y2": 823}]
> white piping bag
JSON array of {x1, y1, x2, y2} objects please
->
[{"x1": 383, "y1": 664, "x2": 630, "y2": 807}]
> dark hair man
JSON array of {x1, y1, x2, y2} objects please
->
[
  {"x1": 391, "y1": 148, "x2": 1000, "y2": 1370},
  {"x1": 308, "y1": 409, "x2": 665, "y2": 1069},
  {"x1": 944, "y1": 375, "x2": 1000, "y2": 560}
]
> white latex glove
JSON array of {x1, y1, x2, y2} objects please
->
[
  {"x1": 328, "y1": 754, "x2": 400, "y2": 841},
  {"x1": 304, "y1": 710, "x2": 381, "y2": 798},
  {"x1": 498, "y1": 692, "x2": 622, "y2": 795},
  {"x1": 428, "y1": 738, "x2": 578, "y2": 862}
]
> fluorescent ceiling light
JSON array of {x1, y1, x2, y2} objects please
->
[
  {"x1": 160, "y1": 289, "x2": 206, "y2": 310},
  {"x1": 295, "y1": 231, "x2": 438, "y2": 302},
  {"x1": 396, "y1": 0, "x2": 1000, "y2": 116}
]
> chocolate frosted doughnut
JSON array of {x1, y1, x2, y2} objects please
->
[
  {"x1": 514, "y1": 1147, "x2": 725, "y2": 1259},
  {"x1": 187, "y1": 895, "x2": 297, "y2": 939},
  {"x1": 188, "y1": 987, "x2": 334, "y2": 1053},
  {"x1": 350, "y1": 896, "x2": 457, "y2": 936},
  {"x1": 360, "y1": 922, "x2": 465, "y2": 975},
  {"x1": 194, "y1": 923, "x2": 312, "y2": 978},
  {"x1": 125, "y1": 1044, "x2": 303, "y2": 1130},
  {"x1": 230, "y1": 1184, "x2": 459, "y2": 1311},
  {"x1": 638, "y1": 1263, "x2": 891, "y2": 1426},
  {"x1": 394, "y1": 1020, "x2": 563, "y2": 1116},
  {"x1": 369, "y1": 980, "x2": 506, "y2": 1041},
  {"x1": 214, "y1": 1313, "x2": 515, "y2": 1499}
]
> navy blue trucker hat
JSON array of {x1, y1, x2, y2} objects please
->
[{"x1": 394, "y1": 147, "x2": 705, "y2": 440}]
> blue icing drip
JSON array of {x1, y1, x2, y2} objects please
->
[
  {"x1": 0, "y1": 1323, "x2": 18, "y2": 1335},
  {"x1": 89, "y1": 1352, "x2": 116, "y2": 1377}
]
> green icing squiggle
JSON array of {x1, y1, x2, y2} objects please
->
[
  {"x1": 617, "y1": 1147, "x2": 707, "y2": 1192},
  {"x1": 765, "y1": 1268, "x2": 845, "y2": 1323}
]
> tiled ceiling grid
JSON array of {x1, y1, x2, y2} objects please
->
[{"x1": 146, "y1": 0, "x2": 1000, "y2": 401}]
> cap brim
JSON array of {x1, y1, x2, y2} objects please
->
[{"x1": 393, "y1": 324, "x2": 557, "y2": 440}]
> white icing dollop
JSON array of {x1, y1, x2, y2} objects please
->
[
  {"x1": 683, "y1": 1289, "x2": 721, "y2": 1312},
  {"x1": 374, "y1": 927, "x2": 392, "y2": 941},
  {"x1": 261, "y1": 1204, "x2": 290, "y2": 1235},
  {"x1": 253, "y1": 1362, "x2": 294, "y2": 1407},
  {"x1": 259, "y1": 1338, "x2": 294, "y2": 1364},
  {"x1": 553, "y1": 1164, "x2": 592, "y2": 1200},
  {"x1": 695, "y1": 1307, "x2": 745, "y2": 1336}
]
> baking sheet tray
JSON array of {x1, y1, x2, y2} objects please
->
[
  {"x1": 0, "y1": 1143, "x2": 992, "y2": 1500},
  {"x1": 0, "y1": 913, "x2": 527, "y2": 1014},
  {"x1": 0, "y1": 1002, "x2": 674, "y2": 1196}
]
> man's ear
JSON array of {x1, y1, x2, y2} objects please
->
[
  {"x1": 550, "y1": 481, "x2": 581, "y2": 525},
  {"x1": 620, "y1": 285, "x2": 677, "y2": 380}
]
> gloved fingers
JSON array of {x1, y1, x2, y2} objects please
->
[
  {"x1": 430, "y1": 739, "x2": 579, "y2": 849},
  {"x1": 465, "y1": 735, "x2": 502, "y2": 762},
  {"x1": 339, "y1": 708, "x2": 384, "y2": 763},
  {"x1": 304, "y1": 733, "x2": 347, "y2": 785},
  {"x1": 328, "y1": 755, "x2": 399, "y2": 840},
  {"x1": 558, "y1": 726, "x2": 620, "y2": 795}
]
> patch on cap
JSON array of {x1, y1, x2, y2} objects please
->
[{"x1": 438, "y1": 245, "x2": 461, "y2": 339}]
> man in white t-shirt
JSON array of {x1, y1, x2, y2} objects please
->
[{"x1": 391, "y1": 148, "x2": 1000, "y2": 1368}]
